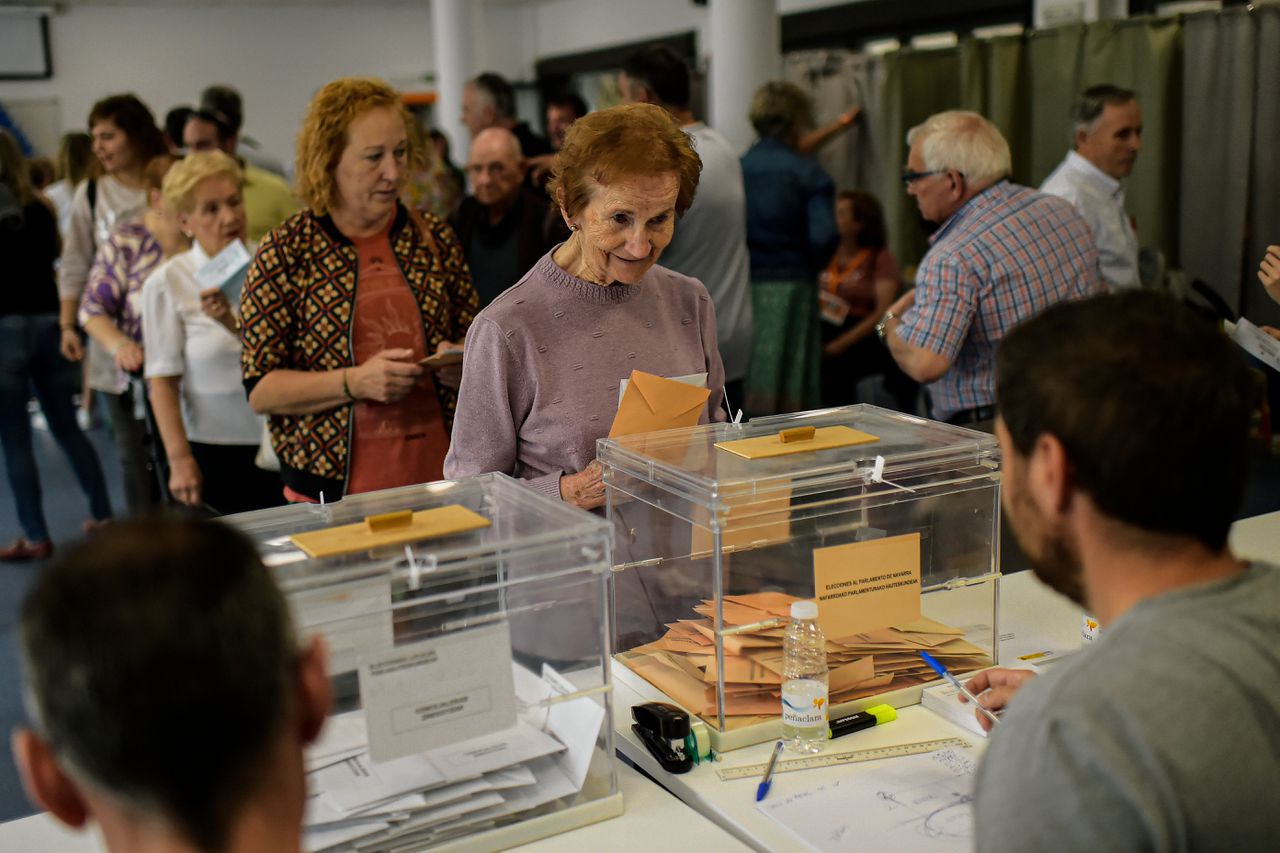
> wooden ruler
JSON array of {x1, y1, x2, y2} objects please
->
[{"x1": 715, "y1": 737, "x2": 970, "y2": 780}]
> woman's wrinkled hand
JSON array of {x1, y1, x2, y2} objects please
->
[
  {"x1": 199, "y1": 288, "x2": 239, "y2": 334},
  {"x1": 114, "y1": 341, "x2": 144, "y2": 374},
  {"x1": 167, "y1": 454, "x2": 203, "y2": 507},
  {"x1": 428, "y1": 340, "x2": 465, "y2": 390},
  {"x1": 350, "y1": 349, "x2": 423, "y2": 404},
  {"x1": 60, "y1": 328, "x2": 84, "y2": 362},
  {"x1": 559, "y1": 460, "x2": 605, "y2": 510}
]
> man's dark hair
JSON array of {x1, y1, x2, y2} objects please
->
[
  {"x1": 996, "y1": 291, "x2": 1258, "y2": 551},
  {"x1": 86, "y1": 94, "x2": 169, "y2": 163},
  {"x1": 187, "y1": 108, "x2": 235, "y2": 144},
  {"x1": 20, "y1": 516, "x2": 296, "y2": 852},
  {"x1": 199, "y1": 84, "x2": 244, "y2": 136},
  {"x1": 1070, "y1": 83, "x2": 1137, "y2": 138},
  {"x1": 546, "y1": 92, "x2": 588, "y2": 120},
  {"x1": 473, "y1": 72, "x2": 516, "y2": 120},
  {"x1": 836, "y1": 189, "x2": 887, "y2": 250},
  {"x1": 163, "y1": 106, "x2": 193, "y2": 150},
  {"x1": 622, "y1": 45, "x2": 692, "y2": 111}
]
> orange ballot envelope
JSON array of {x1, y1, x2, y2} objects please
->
[{"x1": 609, "y1": 370, "x2": 712, "y2": 438}]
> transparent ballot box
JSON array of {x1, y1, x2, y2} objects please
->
[
  {"x1": 224, "y1": 473, "x2": 621, "y2": 852},
  {"x1": 598, "y1": 405, "x2": 1002, "y2": 752}
]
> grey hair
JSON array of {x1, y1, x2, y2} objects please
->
[
  {"x1": 905, "y1": 110, "x2": 1011, "y2": 186},
  {"x1": 1070, "y1": 84, "x2": 1137, "y2": 140}
]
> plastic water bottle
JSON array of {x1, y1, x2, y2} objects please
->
[{"x1": 781, "y1": 600, "x2": 828, "y2": 753}]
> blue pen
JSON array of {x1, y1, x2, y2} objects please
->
[
  {"x1": 920, "y1": 651, "x2": 1001, "y2": 728},
  {"x1": 756, "y1": 740, "x2": 784, "y2": 802}
]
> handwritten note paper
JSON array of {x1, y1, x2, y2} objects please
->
[
  {"x1": 757, "y1": 746, "x2": 976, "y2": 853},
  {"x1": 813, "y1": 533, "x2": 921, "y2": 640}
]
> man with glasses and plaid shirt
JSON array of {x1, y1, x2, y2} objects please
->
[{"x1": 877, "y1": 110, "x2": 1102, "y2": 431}]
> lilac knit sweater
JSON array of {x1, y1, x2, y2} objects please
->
[{"x1": 444, "y1": 250, "x2": 726, "y2": 497}]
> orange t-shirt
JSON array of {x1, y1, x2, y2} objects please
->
[{"x1": 344, "y1": 222, "x2": 449, "y2": 495}]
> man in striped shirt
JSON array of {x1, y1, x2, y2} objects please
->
[{"x1": 877, "y1": 111, "x2": 1103, "y2": 430}]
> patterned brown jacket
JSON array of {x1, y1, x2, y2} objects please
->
[{"x1": 240, "y1": 203, "x2": 478, "y2": 500}]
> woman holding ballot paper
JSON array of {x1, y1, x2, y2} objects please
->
[
  {"x1": 444, "y1": 103, "x2": 726, "y2": 509},
  {"x1": 240, "y1": 78, "x2": 477, "y2": 502},
  {"x1": 142, "y1": 151, "x2": 281, "y2": 514}
]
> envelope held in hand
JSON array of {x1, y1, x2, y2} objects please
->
[{"x1": 609, "y1": 370, "x2": 711, "y2": 438}]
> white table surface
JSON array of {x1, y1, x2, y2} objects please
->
[
  {"x1": 612, "y1": 568, "x2": 1084, "y2": 852},
  {"x1": 0, "y1": 758, "x2": 748, "y2": 853},
  {"x1": 612, "y1": 510, "x2": 1280, "y2": 851},
  {"x1": 2, "y1": 512, "x2": 1272, "y2": 852},
  {"x1": 1230, "y1": 509, "x2": 1280, "y2": 563}
]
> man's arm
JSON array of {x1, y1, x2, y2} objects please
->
[{"x1": 881, "y1": 290, "x2": 953, "y2": 383}]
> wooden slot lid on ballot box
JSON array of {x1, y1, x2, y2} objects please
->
[
  {"x1": 288, "y1": 506, "x2": 491, "y2": 558},
  {"x1": 714, "y1": 425, "x2": 880, "y2": 460}
]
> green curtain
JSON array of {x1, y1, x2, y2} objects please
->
[
  {"x1": 1025, "y1": 25, "x2": 1085, "y2": 186},
  {"x1": 960, "y1": 36, "x2": 1030, "y2": 185},
  {"x1": 1245, "y1": 6, "x2": 1280, "y2": 326},
  {"x1": 779, "y1": 12, "x2": 1280, "y2": 319},
  {"x1": 874, "y1": 48, "x2": 965, "y2": 273}
]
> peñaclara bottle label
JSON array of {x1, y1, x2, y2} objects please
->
[{"x1": 781, "y1": 678, "x2": 829, "y2": 727}]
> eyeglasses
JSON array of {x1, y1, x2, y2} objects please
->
[{"x1": 900, "y1": 169, "x2": 945, "y2": 187}]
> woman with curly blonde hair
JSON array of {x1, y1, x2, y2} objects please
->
[{"x1": 240, "y1": 77, "x2": 478, "y2": 502}]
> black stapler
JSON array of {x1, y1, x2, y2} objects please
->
[{"x1": 631, "y1": 702, "x2": 694, "y2": 774}]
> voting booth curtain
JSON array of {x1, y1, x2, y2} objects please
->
[{"x1": 782, "y1": 6, "x2": 1280, "y2": 324}]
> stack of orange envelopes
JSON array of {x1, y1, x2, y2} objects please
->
[{"x1": 616, "y1": 591, "x2": 991, "y2": 729}]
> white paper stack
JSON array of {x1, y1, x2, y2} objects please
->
[{"x1": 303, "y1": 663, "x2": 606, "y2": 852}]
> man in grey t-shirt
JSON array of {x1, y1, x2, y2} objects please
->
[
  {"x1": 966, "y1": 290, "x2": 1278, "y2": 852},
  {"x1": 621, "y1": 46, "x2": 753, "y2": 412}
]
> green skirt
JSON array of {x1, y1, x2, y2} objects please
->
[{"x1": 745, "y1": 277, "x2": 821, "y2": 416}]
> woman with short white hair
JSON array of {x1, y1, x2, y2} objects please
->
[{"x1": 142, "y1": 151, "x2": 281, "y2": 514}]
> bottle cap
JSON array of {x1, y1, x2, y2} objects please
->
[{"x1": 790, "y1": 600, "x2": 818, "y2": 620}]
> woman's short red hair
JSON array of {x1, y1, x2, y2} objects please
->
[{"x1": 547, "y1": 103, "x2": 701, "y2": 218}]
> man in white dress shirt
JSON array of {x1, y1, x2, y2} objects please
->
[{"x1": 1040, "y1": 85, "x2": 1142, "y2": 291}]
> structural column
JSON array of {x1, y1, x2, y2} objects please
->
[
  {"x1": 707, "y1": 0, "x2": 781, "y2": 154},
  {"x1": 431, "y1": 0, "x2": 477, "y2": 160}
]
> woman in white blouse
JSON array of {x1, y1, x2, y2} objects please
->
[{"x1": 142, "y1": 151, "x2": 282, "y2": 514}]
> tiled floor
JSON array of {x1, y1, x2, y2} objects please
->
[{"x1": 0, "y1": 413, "x2": 126, "y2": 821}]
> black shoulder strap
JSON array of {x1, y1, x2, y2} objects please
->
[{"x1": 86, "y1": 178, "x2": 97, "y2": 220}]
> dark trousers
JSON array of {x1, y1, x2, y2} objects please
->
[
  {"x1": 102, "y1": 384, "x2": 163, "y2": 514},
  {"x1": 189, "y1": 441, "x2": 285, "y2": 516},
  {"x1": 820, "y1": 323, "x2": 918, "y2": 413},
  {"x1": 0, "y1": 314, "x2": 112, "y2": 541}
]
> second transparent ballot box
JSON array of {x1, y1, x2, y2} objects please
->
[
  {"x1": 598, "y1": 405, "x2": 1002, "y2": 752},
  {"x1": 224, "y1": 473, "x2": 620, "y2": 851}
]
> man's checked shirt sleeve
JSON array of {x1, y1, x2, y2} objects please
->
[{"x1": 896, "y1": 250, "x2": 975, "y2": 363}]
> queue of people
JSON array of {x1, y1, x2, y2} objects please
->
[
  {"x1": 2, "y1": 49, "x2": 1279, "y2": 853},
  {"x1": 5, "y1": 66, "x2": 1272, "y2": 539}
]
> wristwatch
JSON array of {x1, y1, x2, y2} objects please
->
[{"x1": 876, "y1": 310, "x2": 897, "y2": 344}]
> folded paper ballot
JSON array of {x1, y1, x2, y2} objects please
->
[
  {"x1": 618, "y1": 591, "x2": 992, "y2": 725},
  {"x1": 303, "y1": 662, "x2": 606, "y2": 852}
]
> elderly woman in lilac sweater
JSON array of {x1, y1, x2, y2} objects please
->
[{"x1": 444, "y1": 103, "x2": 725, "y2": 509}]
